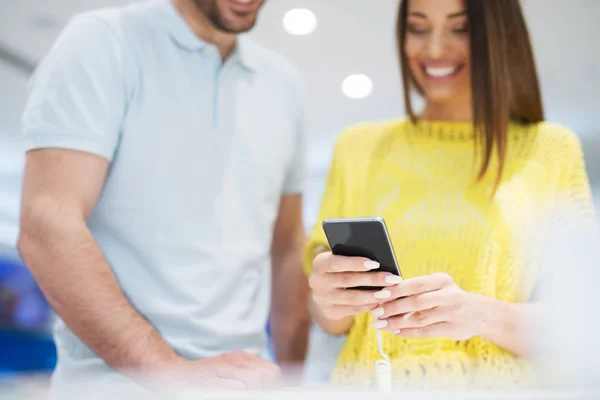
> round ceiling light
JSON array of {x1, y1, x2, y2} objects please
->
[
  {"x1": 283, "y1": 8, "x2": 317, "y2": 36},
  {"x1": 342, "y1": 74, "x2": 374, "y2": 99}
]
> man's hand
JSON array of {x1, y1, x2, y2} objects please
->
[{"x1": 152, "y1": 351, "x2": 282, "y2": 391}]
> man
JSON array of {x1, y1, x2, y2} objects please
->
[{"x1": 18, "y1": 0, "x2": 310, "y2": 394}]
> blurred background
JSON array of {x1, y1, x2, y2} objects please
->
[{"x1": 1, "y1": 0, "x2": 599, "y2": 392}]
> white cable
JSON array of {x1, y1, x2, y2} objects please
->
[{"x1": 375, "y1": 329, "x2": 392, "y2": 392}]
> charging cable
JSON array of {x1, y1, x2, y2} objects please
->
[{"x1": 375, "y1": 329, "x2": 392, "y2": 392}]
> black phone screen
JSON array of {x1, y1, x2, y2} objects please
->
[{"x1": 322, "y1": 218, "x2": 400, "y2": 290}]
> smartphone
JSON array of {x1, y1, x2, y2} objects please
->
[{"x1": 322, "y1": 217, "x2": 401, "y2": 290}]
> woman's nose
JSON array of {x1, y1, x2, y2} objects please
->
[{"x1": 424, "y1": 30, "x2": 447, "y2": 59}]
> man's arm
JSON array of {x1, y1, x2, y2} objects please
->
[
  {"x1": 17, "y1": 15, "x2": 282, "y2": 390},
  {"x1": 269, "y1": 194, "x2": 311, "y2": 371},
  {"x1": 18, "y1": 149, "x2": 182, "y2": 375}
]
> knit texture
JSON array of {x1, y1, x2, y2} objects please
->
[{"x1": 304, "y1": 120, "x2": 597, "y2": 389}]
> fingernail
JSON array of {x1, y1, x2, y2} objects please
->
[
  {"x1": 372, "y1": 320, "x2": 388, "y2": 329},
  {"x1": 370, "y1": 307, "x2": 384, "y2": 319},
  {"x1": 384, "y1": 274, "x2": 402, "y2": 284},
  {"x1": 364, "y1": 260, "x2": 380, "y2": 270},
  {"x1": 394, "y1": 329, "x2": 401, "y2": 335},
  {"x1": 374, "y1": 289, "x2": 391, "y2": 299}
]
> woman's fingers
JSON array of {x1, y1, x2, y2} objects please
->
[
  {"x1": 310, "y1": 252, "x2": 404, "y2": 321},
  {"x1": 314, "y1": 286, "x2": 395, "y2": 306},
  {"x1": 310, "y1": 252, "x2": 401, "y2": 291},
  {"x1": 393, "y1": 322, "x2": 453, "y2": 338},
  {"x1": 376, "y1": 290, "x2": 455, "y2": 318},
  {"x1": 316, "y1": 270, "x2": 401, "y2": 290},
  {"x1": 386, "y1": 272, "x2": 454, "y2": 299},
  {"x1": 376, "y1": 307, "x2": 450, "y2": 332},
  {"x1": 313, "y1": 252, "x2": 380, "y2": 274}
]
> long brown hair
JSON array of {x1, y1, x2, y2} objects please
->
[{"x1": 397, "y1": 0, "x2": 545, "y2": 185}]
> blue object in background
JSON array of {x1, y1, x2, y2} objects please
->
[
  {"x1": 266, "y1": 321, "x2": 275, "y2": 361},
  {"x1": 0, "y1": 256, "x2": 56, "y2": 373},
  {"x1": 0, "y1": 256, "x2": 51, "y2": 331},
  {"x1": 0, "y1": 331, "x2": 57, "y2": 374}
]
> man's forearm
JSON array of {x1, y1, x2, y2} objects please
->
[
  {"x1": 269, "y1": 310, "x2": 310, "y2": 364},
  {"x1": 270, "y1": 248, "x2": 311, "y2": 366},
  {"x1": 477, "y1": 294, "x2": 544, "y2": 356},
  {"x1": 18, "y1": 217, "x2": 180, "y2": 374}
]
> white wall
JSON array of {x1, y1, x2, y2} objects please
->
[
  {"x1": 0, "y1": 63, "x2": 27, "y2": 248},
  {"x1": 0, "y1": 62, "x2": 28, "y2": 136}
]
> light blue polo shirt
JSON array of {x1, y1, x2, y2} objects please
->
[{"x1": 22, "y1": 0, "x2": 305, "y2": 390}]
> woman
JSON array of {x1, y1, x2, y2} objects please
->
[{"x1": 304, "y1": 0, "x2": 596, "y2": 390}]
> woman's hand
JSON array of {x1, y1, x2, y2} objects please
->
[
  {"x1": 309, "y1": 252, "x2": 403, "y2": 321},
  {"x1": 371, "y1": 272, "x2": 487, "y2": 340}
]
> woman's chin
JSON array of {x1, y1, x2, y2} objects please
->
[{"x1": 422, "y1": 90, "x2": 459, "y2": 104}]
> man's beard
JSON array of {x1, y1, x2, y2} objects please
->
[{"x1": 193, "y1": 0, "x2": 257, "y2": 33}]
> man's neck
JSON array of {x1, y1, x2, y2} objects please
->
[{"x1": 171, "y1": 0, "x2": 236, "y2": 62}]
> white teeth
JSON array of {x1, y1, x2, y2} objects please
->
[
  {"x1": 235, "y1": 0, "x2": 253, "y2": 3},
  {"x1": 425, "y1": 66, "x2": 459, "y2": 78}
]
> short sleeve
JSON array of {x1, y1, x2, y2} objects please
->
[
  {"x1": 302, "y1": 136, "x2": 348, "y2": 276},
  {"x1": 22, "y1": 15, "x2": 130, "y2": 161},
  {"x1": 555, "y1": 133, "x2": 597, "y2": 227},
  {"x1": 281, "y1": 76, "x2": 307, "y2": 195},
  {"x1": 534, "y1": 131, "x2": 600, "y2": 297}
]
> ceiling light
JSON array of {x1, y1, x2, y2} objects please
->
[
  {"x1": 283, "y1": 8, "x2": 317, "y2": 36},
  {"x1": 342, "y1": 74, "x2": 373, "y2": 99}
]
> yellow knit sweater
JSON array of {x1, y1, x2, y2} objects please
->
[{"x1": 304, "y1": 120, "x2": 596, "y2": 389}]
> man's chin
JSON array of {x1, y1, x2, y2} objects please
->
[
  {"x1": 210, "y1": 10, "x2": 254, "y2": 32},
  {"x1": 217, "y1": 20, "x2": 257, "y2": 34}
]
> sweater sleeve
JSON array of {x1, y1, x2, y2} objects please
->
[
  {"x1": 555, "y1": 132, "x2": 597, "y2": 228},
  {"x1": 536, "y1": 131, "x2": 599, "y2": 295},
  {"x1": 303, "y1": 135, "x2": 349, "y2": 276}
]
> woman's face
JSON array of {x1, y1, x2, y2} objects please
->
[{"x1": 404, "y1": 0, "x2": 471, "y2": 106}]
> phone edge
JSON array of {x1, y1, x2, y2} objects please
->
[{"x1": 322, "y1": 217, "x2": 402, "y2": 277}]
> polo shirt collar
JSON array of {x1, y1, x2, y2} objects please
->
[{"x1": 161, "y1": 0, "x2": 259, "y2": 71}]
